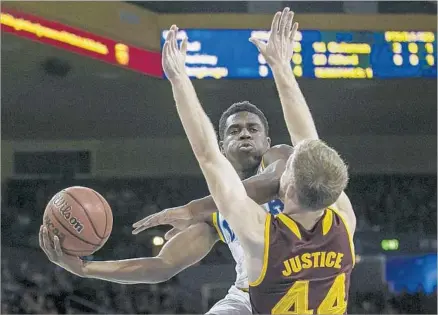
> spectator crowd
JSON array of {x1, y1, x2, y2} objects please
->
[{"x1": 1, "y1": 174, "x2": 437, "y2": 313}]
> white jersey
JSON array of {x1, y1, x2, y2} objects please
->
[{"x1": 211, "y1": 163, "x2": 284, "y2": 289}]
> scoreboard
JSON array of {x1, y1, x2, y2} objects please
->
[{"x1": 161, "y1": 29, "x2": 437, "y2": 79}]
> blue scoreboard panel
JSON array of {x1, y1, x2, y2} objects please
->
[{"x1": 161, "y1": 29, "x2": 436, "y2": 79}]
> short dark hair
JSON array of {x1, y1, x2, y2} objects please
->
[{"x1": 218, "y1": 101, "x2": 269, "y2": 140}]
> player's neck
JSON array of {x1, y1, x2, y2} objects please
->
[
  {"x1": 234, "y1": 164, "x2": 258, "y2": 180},
  {"x1": 283, "y1": 203, "x2": 325, "y2": 230}
]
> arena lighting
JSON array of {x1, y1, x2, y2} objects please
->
[
  {"x1": 381, "y1": 239, "x2": 400, "y2": 251},
  {"x1": 0, "y1": 9, "x2": 163, "y2": 78},
  {"x1": 152, "y1": 236, "x2": 165, "y2": 246}
]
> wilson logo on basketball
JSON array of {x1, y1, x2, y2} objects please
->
[
  {"x1": 52, "y1": 193, "x2": 85, "y2": 233},
  {"x1": 44, "y1": 215, "x2": 66, "y2": 243}
]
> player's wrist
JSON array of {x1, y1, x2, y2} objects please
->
[
  {"x1": 270, "y1": 61, "x2": 293, "y2": 74},
  {"x1": 79, "y1": 259, "x2": 91, "y2": 277},
  {"x1": 169, "y1": 73, "x2": 190, "y2": 85}
]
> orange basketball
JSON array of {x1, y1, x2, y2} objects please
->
[{"x1": 43, "y1": 186, "x2": 113, "y2": 257}]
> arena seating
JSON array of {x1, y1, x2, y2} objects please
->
[{"x1": 1, "y1": 175, "x2": 436, "y2": 313}]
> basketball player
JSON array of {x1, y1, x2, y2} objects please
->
[{"x1": 159, "y1": 6, "x2": 356, "y2": 314}]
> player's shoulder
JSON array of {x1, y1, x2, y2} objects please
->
[
  {"x1": 262, "y1": 144, "x2": 294, "y2": 166},
  {"x1": 331, "y1": 192, "x2": 356, "y2": 235}
]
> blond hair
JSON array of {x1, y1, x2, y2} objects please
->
[{"x1": 285, "y1": 139, "x2": 349, "y2": 210}]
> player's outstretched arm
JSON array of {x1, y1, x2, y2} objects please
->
[
  {"x1": 163, "y1": 25, "x2": 266, "y2": 250},
  {"x1": 40, "y1": 223, "x2": 218, "y2": 284},
  {"x1": 250, "y1": 7, "x2": 318, "y2": 146},
  {"x1": 251, "y1": 8, "x2": 356, "y2": 232},
  {"x1": 132, "y1": 144, "x2": 293, "y2": 236}
]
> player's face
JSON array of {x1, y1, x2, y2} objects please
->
[{"x1": 220, "y1": 111, "x2": 271, "y2": 171}]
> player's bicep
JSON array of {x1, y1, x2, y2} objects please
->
[{"x1": 333, "y1": 191, "x2": 356, "y2": 234}]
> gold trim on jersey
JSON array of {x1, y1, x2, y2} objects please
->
[
  {"x1": 328, "y1": 207, "x2": 356, "y2": 266},
  {"x1": 249, "y1": 214, "x2": 271, "y2": 287},
  {"x1": 277, "y1": 213, "x2": 302, "y2": 240},
  {"x1": 260, "y1": 157, "x2": 265, "y2": 170},
  {"x1": 211, "y1": 212, "x2": 226, "y2": 243},
  {"x1": 322, "y1": 208, "x2": 334, "y2": 236}
]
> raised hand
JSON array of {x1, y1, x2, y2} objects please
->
[
  {"x1": 39, "y1": 225, "x2": 86, "y2": 277},
  {"x1": 162, "y1": 25, "x2": 188, "y2": 80},
  {"x1": 132, "y1": 205, "x2": 197, "y2": 239},
  {"x1": 249, "y1": 7, "x2": 298, "y2": 68}
]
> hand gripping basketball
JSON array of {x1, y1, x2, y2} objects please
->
[
  {"x1": 249, "y1": 7, "x2": 299, "y2": 68},
  {"x1": 162, "y1": 25, "x2": 188, "y2": 80},
  {"x1": 39, "y1": 225, "x2": 86, "y2": 277}
]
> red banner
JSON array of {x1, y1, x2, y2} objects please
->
[{"x1": 1, "y1": 9, "x2": 163, "y2": 78}]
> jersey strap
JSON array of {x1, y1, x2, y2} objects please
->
[
  {"x1": 248, "y1": 213, "x2": 272, "y2": 287},
  {"x1": 329, "y1": 206, "x2": 356, "y2": 266}
]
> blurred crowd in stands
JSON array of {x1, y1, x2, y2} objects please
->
[{"x1": 1, "y1": 175, "x2": 437, "y2": 313}]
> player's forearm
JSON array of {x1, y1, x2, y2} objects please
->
[
  {"x1": 271, "y1": 63, "x2": 319, "y2": 144},
  {"x1": 84, "y1": 223, "x2": 217, "y2": 284},
  {"x1": 188, "y1": 161, "x2": 284, "y2": 221},
  {"x1": 83, "y1": 257, "x2": 174, "y2": 284},
  {"x1": 170, "y1": 75, "x2": 221, "y2": 162}
]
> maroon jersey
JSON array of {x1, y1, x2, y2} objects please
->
[{"x1": 249, "y1": 207, "x2": 355, "y2": 315}]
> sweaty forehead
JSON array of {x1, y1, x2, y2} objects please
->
[{"x1": 225, "y1": 111, "x2": 264, "y2": 128}]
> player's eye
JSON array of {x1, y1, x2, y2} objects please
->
[
  {"x1": 250, "y1": 128, "x2": 258, "y2": 133},
  {"x1": 229, "y1": 129, "x2": 239, "y2": 135}
]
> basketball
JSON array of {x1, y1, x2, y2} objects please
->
[{"x1": 43, "y1": 186, "x2": 113, "y2": 256}]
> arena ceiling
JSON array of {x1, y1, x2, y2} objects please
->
[{"x1": 2, "y1": 32, "x2": 437, "y2": 140}]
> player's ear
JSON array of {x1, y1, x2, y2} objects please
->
[
  {"x1": 266, "y1": 137, "x2": 272, "y2": 148},
  {"x1": 219, "y1": 141, "x2": 225, "y2": 155}
]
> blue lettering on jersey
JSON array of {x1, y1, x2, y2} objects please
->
[
  {"x1": 218, "y1": 199, "x2": 284, "y2": 243},
  {"x1": 222, "y1": 219, "x2": 236, "y2": 242}
]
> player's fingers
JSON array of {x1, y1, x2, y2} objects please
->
[
  {"x1": 170, "y1": 24, "x2": 178, "y2": 32},
  {"x1": 39, "y1": 225, "x2": 46, "y2": 251},
  {"x1": 170, "y1": 25, "x2": 178, "y2": 52},
  {"x1": 270, "y1": 11, "x2": 282, "y2": 36},
  {"x1": 54, "y1": 236, "x2": 63, "y2": 258},
  {"x1": 132, "y1": 214, "x2": 152, "y2": 228},
  {"x1": 289, "y1": 22, "x2": 299, "y2": 41},
  {"x1": 166, "y1": 28, "x2": 173, "y2": 41},
  {"x1": 132, "y1": 216, "x2": 161, "y2": 234},
  {"x1": 249, "y1": 38, "x2": 266, "y2": 53},
  {"x1": 181, "y1": 37, "x2": 188, "y2": 56},
  {"x1": 285, "y1": 11, "x2": 294, "y2": 38},
  {"x1": 162, "y1": 42, "x2": 170, "y2": 59},
  {"x1": 132, "y1": 224, "x2": 153, "y2": 235},
  {"x1": 42, "y1": 227, "x2": 55, "y2": 260},
  {"x1": 164, "y1": 227, "x2": 181, "y2": 240},
  {"x1": 279, "y1": 7, "x2": 290, "y2": 36}
]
